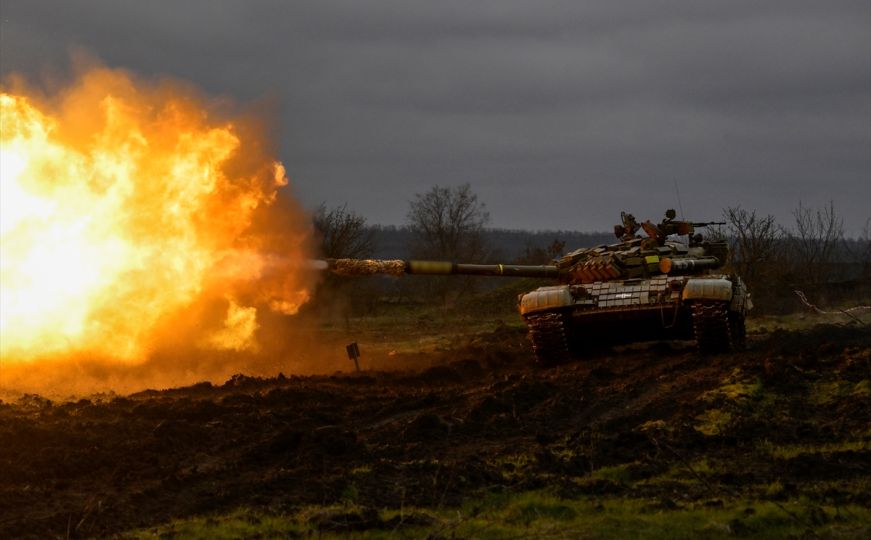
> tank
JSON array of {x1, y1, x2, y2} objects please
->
[{"x1": 324, "y1": 210, "x2": 752, "y2": 366}]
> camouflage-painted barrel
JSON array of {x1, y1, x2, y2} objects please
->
[{"x1": 326, "y1": 258, "x2": 559, "y2": 278}]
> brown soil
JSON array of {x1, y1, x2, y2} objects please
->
[{"x1": 1, "y1": 324, "x2": 869, "y2": 538}]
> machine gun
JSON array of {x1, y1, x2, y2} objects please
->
[{"x1": 636, "y1": 209, "x2": 725, "y2": 245}]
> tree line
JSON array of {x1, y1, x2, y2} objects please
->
[
  {"x1": 314, "y1": 184, "x2": 612, "y2": 262},
  {"x1": 722, "y1": 203, "x2": 868, "y2": 312},
  {"x1": 314, "y1": 183, "x2": 870, "y2": 313}
]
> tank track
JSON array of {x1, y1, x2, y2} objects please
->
[
  {"x1": 692, "y1": 301, "x2": 733, "y2": 353},
  {"x1": 525, "y1": 312, "x2": 570, "y2": 366}
]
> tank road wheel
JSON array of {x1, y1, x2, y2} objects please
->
[
  {"x1": 525, "y1": 312, "x2": 570, "y2": 367},
  {"x1": 691, "y1": 301, "x2": 732, "y2": 354}
]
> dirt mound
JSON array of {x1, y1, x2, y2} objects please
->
[{"x1": 1, "y1": 324, "x2": 868, "y2": 538}]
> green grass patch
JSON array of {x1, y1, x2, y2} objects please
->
[
  {"x1": 664, "y1": 457, "x2": 716, "y2": 478},
  {"x1": 756, "y1": 439, "x2": 871, "y2": 459},
  {"x1": 488, "y1": 452, "x2": 536, "y2": 481},
  {"x1": 699, "y1": 368, "x2": 763, "y2": 402},
  {"x1": 125, "y1": 491, "x2": 871, "y2": 539},
  {"x1": 851, "y1": 379, "x2": 870, "y2": 398},
  {"x1": 591, "y1": 462, "x2": 639, "y2": 485},
  {"x1": 126, "y1": 508, "x2": 306, "y2": 540},
  {"x1": 810, "y1": 380, "x2": 860, "y2": 406},
  {"x1": 640, "y1": 457, "x2": 719, "y2": 490},
  {"x1": 501, "y1": 491, "x2": 579, "y2": 525},
  {"x1": 700, "y1": 380, "x2": 763, "y2": 404},
  {"x1": 694, "y1": 408, "x2": 733, "y2": 436}
]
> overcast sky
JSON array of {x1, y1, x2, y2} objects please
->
[{"x1": 2, "y1": 1, "x2": 869, "y2": 234}]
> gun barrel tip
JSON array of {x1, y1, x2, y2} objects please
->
[{"x1": 309, "y1": 260, "x2": 330, "y2": 270}]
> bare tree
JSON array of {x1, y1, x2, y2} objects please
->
[
  {"x1": 723, "y1": 206, "x2": 784, "y2": 292},
  {"x1": 312, "y1": 203, "x2": 375, "y2": 259},
  {"x1": 854, "y1": 218, "x2": 871, "y2": 289},
  {"x1": 517, "y1": 238, "x2": 566, "y2": 265},
  {"x1": 311, "y1": 204, "x2": 378, "y2": 323},
  {"x1": 789, "y1": 201, "x2": 845, "y2": 288},
  {"x1": 860, "y1": 218, "x2": 871, "y2": 269},
  {"x1": 406, "y1": 184, "x2": 490, "y2": 304},
  {"x1": 406, "y1": 183, "x2": 490, "y2": 261}
]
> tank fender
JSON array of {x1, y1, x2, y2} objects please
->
[
  {"x1": 681, "y1": 278, "x2": 733, "y2": 302},
  {"x1": 519, "y1": 286, "x2": 574, "y2": 316}
]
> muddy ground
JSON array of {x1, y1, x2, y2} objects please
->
[{"x1": 1, "y1": 323, "x2": 869, "y2": 538}]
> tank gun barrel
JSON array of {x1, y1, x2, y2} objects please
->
[
  {"x1": 324, "y1": 258, "x2": 560, "y2": 278},
  {"x1": 689, "y1": 221, "x2": 726, "y2": 228},
  {"x1": 415, "y1": 261, "x2": 560, "y2": 278}
]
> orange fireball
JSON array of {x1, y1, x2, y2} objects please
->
[{"x1": 0, "y1": 67, "x2": 312, "y2": 364}]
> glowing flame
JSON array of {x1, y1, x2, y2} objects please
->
[
  {"x1": 202, "y1": 297, "x2": 260, "y2": 353},
  {"x1": 0, "y1": 67, "x2": 312, "y2": 365}
]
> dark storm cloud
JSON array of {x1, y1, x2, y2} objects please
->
[{"x1": 2, "y1": 0, "x2": 869, "y2": 233}]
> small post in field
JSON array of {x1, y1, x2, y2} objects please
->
[{"x1": 346, "y1": 342, "x2": 361, "y2": 372}]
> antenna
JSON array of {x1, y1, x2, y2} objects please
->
[{"x1": 673, "y1": 179, "x2": 685, "y2": 219}]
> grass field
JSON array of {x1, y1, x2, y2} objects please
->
[{"x1": 2, "y1": 284, "x2": 868, "y2": 539}]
